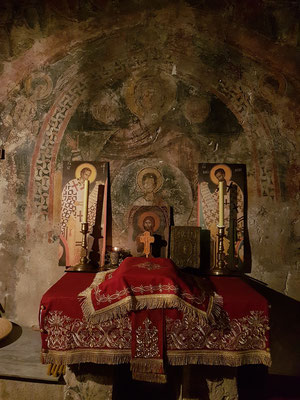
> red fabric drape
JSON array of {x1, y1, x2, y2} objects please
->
[{"x1": 39, "y1": 259, "x2": 271, "y2": 383}]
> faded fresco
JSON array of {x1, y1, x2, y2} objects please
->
[
  {"x1": 198, "y1": 163, "x2": 246, "y2": 270},
  {"x1": 0, "y1": 3, "x2": 299, "y2": 373},
  {"x1": 111, "y1": 159, "x2": 193, "y2": 232},
  {"x1": 59, "y1": 161, "x2": 108, "y2": 267}
]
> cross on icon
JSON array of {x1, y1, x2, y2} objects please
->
[{"x1": 139, "y1": 231, "x2": 154, "y2": 258}]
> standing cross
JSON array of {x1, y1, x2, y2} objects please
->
[{"x1": 139, "y1": 231, "x2": 154, "y2": 258}]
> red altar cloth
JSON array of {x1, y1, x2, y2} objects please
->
[
  {"x1": 40, "y1": 263, "x2": 271, "y2": 377},
  {"x1": 79, "y1": 257, "x2": 220, "y2": 324},
  {"x1": 77, "y1": 257, "x2": 224, "y2": 382}
]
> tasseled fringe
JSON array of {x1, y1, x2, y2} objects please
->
[
  {"x1": 132, "y1": 371, "x2": 167, "y2": 384},
  {"x1": 78, "y1": 269, "x2": 114, "y2": 318},
  {"x1": 47, "y1": 363, "x2": 66, "y2": 377},
  {"x1": 130, "y1": 358, "x2": 163, "y2": 374},
  {"x1": 41, "y1": 349, "x2": 271, "y2": 369},
  {"x1": 81, "y1": 294, "x2": 223, "y2": 328},
  {"x1": 167, "y1": 350, "x2": 272, "y2": 367},
  {"x1": 42, "y1": 351, "x2": 131, "y2": 366},
  {"x1": 207, "y1": 293, "x2": 224, "y2": 324},
  {"x1": 78, "y1": 270, "x2": 224, "y2": 330}
]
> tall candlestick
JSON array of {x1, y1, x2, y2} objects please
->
[
  {"x1": 82, "y1": 180, "x2": 89, "y2": 223},
  {"x1": 218, "y1": 180, "x2": 224, "y2": 227}
]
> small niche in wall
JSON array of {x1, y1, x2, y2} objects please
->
[{"x1": 0, "y1": 149, "x2": 5, "y2": 160}]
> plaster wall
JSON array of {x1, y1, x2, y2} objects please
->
[{"x1": 0, "y1": 0, "x2": 299, "y2": 373}]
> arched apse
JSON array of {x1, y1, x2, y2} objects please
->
[
  {"x1": 24, "y1": 52, "x2": 285, "y2": 229},
  {"x1": 0, "y1": 4, "x2": 294, "y2": 231}
]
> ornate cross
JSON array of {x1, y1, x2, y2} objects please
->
[{"x1": 139, "y1": 231, "x2": 154, "y2": 258}]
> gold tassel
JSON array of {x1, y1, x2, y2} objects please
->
[
  {"x1": 47, "y1": 364, "x2": 52, "y2": 375},
  {"x1": 47, "y1": 363, "x2": 66, "y2": 377},
  {"x1": 52, "y1": 364, "x2": 59, "y2": 377}
]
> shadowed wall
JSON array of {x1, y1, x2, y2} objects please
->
[{"x1": 0, "y1": 0, "x2": 299, "y2": 376}]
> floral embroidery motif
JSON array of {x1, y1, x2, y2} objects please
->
[
  {"x1": 43, "y1": 311, "x2": 131, "y2": 351},
  {"x1": 43, "y1": 310, "x2": 269, "y2": 355},
  {"x1": 94, "y1": 284, "x2": 206, "y2": 305},
  {"x1": 166, "y1": 310, "x2": 269, "y2": 351},
  {"x1": 136, "y1": 261, "x2": 164, "y2": 270},
  {"x1": 136, "y1": 318, "x2": 159, "y2": 358}
]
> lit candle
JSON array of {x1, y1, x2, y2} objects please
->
[
  {"x1": 82, "y1": 180, "x2": 89, "y2": 223},
  {"x1": 218, "y1": 180, "x2": 224, "y2": 227}
]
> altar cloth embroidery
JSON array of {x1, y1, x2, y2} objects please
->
[
  {"x1": 44, "y1": 311, "x2": 131, "y2": 351},
  {"x1": 79, "y1": 257, "x2": 221, "y2": 325},
  {"x1": 136, "y1": 317, "x2": 159, "y2": 358},
  {"x1": 40, "y1": 265, "x2": 271, "y2": 383},
  {"x1": 136, "y1": 261, "x2": 164, "y2": 270},
  {"x1": 166, "y1": 310, "x2": 269, "y2": 351}
]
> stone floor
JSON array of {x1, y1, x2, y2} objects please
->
[
  {"x1": 0, "y1": 323, "x2": 58, "y2": 382},
  {"x1": 0, "y1": 323, "x2": 65, "y2": 399},
  {"x1": 1, "y1": 323, "x2": 297, "y2": 399},
  {"x1": 0, "y1": 379, "x2": 65, "y2": 400}
]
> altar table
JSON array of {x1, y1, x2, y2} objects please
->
[{"x1": 39, "y1": 263, "x2": 271, "y2": 380}]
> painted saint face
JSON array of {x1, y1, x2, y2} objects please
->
[
  {"x1": 143, "y1": 177, "x2": 156, "y2": 194},
  {"x1": 215, "y1": 170, "x2": 225, "y2": 182},
  {"x1": 143, "y1": 218, "x2": 154, "y2": 232},
  {"x1": 81, "y1": 169, "x2": 92, "y2": 182}
]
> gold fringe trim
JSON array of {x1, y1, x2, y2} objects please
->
[
  {"x1": 167, "y1": 349, "x2": 272, "y2": 367},
  {"x1": 132, "y1": 371, "x2": 167, "y2": 384},
  {"x1": 78, "y1": 269, "x2": 114, "y2": 318},
  {"x1": 207, "y1": 293, "x2": 223, "y2": 324},
  {"x1": 80, "y1": 291, "x2": 223, "y2": 328},
  {"x1": 90, "y1": 294, "x2": 209, "y2": 320},
  {"x1": 130, "y1": 358, "x2": 163, "y2": 374},
  {"x1": 79, "y1": 270, "x2": 224, "y2": 330},
  {"x1": 42, "y1": 348, "x2": 270, "y2": 369},
  {"x1": 41, "y1": 349, "x2": 131, "y2": 366}
]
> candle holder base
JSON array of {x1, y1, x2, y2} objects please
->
[
  {"x1": 65, "y1": 222, "x2": 101, "y2": 273},
  {"x1": 208, "y1": 225, "x2": 235, "y2": 276},
  {"x1": 65, "y1": 255, "x2": 101, "y2": 272},
  {"x1": 208, "y1": 266, "x2": 235, "y2": 276},
  {"x1": 65, "y1": 262, "x2": 100, "y2": 273}
]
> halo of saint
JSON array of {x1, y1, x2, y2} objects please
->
[
  {"x1": 136, "y1": 167, "x2": 164, "y2": 193},
  {"x1": 209, "y1": 164, "x2": 232, "y2": 185},
  {"x1": 75, "y1": 162, "x2": 97, "y2": 183},
  {"x1": 137, "y1": 211, "x2": 161, "y2": 233}
]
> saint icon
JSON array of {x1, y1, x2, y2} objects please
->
[{"x1": 134, "y1": 167, "x2": 165, "y2": 206}]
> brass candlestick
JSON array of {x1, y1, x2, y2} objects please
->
[
  {"x1": 65, "y1": 222, "x2": 100, "y2": 273},
  {"x1": 210, "y1": 225, "x2": 232, "y2": 275}
]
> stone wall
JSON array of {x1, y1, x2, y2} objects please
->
[{"x1": 0, "y1": 0, "x2": 299, "y2": 350}]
